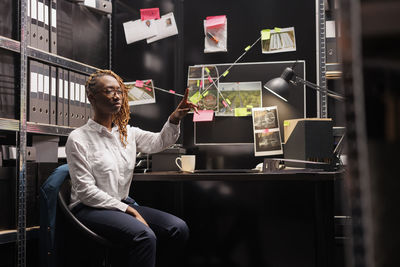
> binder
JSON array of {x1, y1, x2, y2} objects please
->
[
  {"x1": 43, "y1": 63, "x2": 50, "y2": 124},
  {"x1": 79, "y1": 74, "x2": 87, "y2": 126},
  {"x1": 85, "y1": 75, "x2": 91, "y2": 122},
  {"x1": 44, "y1": 0, "x2": 50, "y2": 51},
  {"x1": 30, "y1": 0, "x2": 38, "y2": 48},
  {"x1": 36, "y1": 61, "x2": 46, "y2": 123},
  {"x1": 69, "y1": 72, "x2": 78, "y2": 127},
  {"x1": 63, "y1": 69, "x2": 69, "y2": 126},
  {"x1": 74, "y1": 72, "x2": 81, "y2": 126},
  {"x1": 37, "y1": 0, "x2": 46, "y2": 50},
  {"x1": 56, "y1": 67, "x2": 64, "y2": 126},
  {"x1": 50, "y1": 65, "x2": 57, "y2": 124},
  {"x1": 50, "y1": 0, "x2": 57, "y2": 53},
  {"x1": 27, "y1": 0, "x2": 31, "y2": 46},
  {"x1": 29, "y1": 60, "x2": 39, "y2": 122}
]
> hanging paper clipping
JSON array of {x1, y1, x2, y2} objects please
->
[{"x1": 261, "y1": 27, "x2": 296, "y2": 54}]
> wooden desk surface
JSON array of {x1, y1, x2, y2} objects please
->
[{"x1": 133, "y1": 169, "x2": 342, "y2": 182}]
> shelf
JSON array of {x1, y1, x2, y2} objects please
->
[
  {"x1": 0, "y1": 226, "x2": 40, "y2": 245},
  {"x1": 0, "y1": 35, "x2": 20, "y2": 54},
  {"x1": 27, "y1": 122, "x2": 76, "y2": 136},
  {"x1": 0, "y1": 118, "x2": 19, "y2": 132},
  {"x1": 0, "y1": 119, "x2": 77, "y2": 136},
  {"x1": 0, "y1": 35, "x2": 98, "y2": 75}
]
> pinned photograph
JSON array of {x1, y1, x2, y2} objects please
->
[
  {"x1": 218, "y1": 82, "x2": 262, "y2": 116},
  {"x1": 124, "y1": 80, "x2": 156, "y2": 106},
  {"x1": 147, "y1": 12, "x2": 179, "y2": 43},
  {"x1": 261, "y1": 27, "x2": 296, "y2": 54},
  {"x1": 123, "y1": 18, "x2": 158, "y2": 44},
  {"x1": 252, "y1": 106, "x2": 283, "y2": 156}
]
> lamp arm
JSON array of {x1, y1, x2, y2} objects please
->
[{"x1": 294, "y1": 76, "x2": 345, "y2": 101}]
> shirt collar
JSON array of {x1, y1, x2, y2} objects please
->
[{"x1": 87, "y1": 118, "x2": 118, "y2": 134}]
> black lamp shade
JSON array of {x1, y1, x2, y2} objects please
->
[
  {"x1": 264, "y1": 77, "x2": 290, "y2": 102},
  {"x1": 264, "y1": 67, "x2": 296, "y2": 102}
]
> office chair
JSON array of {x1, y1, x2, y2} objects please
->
[{"x1": 57, "y1": 176, "x2": 117, "y2": 267}]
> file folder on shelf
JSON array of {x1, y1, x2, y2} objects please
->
[
  {"x1": 30, "y1": 0, "x2": 38, "y2": 48},
  {"x1": 63, "y1": 69, "x2": 69, "y2": 126},
  {"x1": 69, "y1": 72, "x2": 78, "y2": 127},
  {"x1": 43, "y1": 63, "x2": 50, "y2": 124},
  {"x1": 50, "y1": 0, "x2": 57, "y2": 53},
  {"x1": 56, "y1": 67, "x2": 64, "y2": 126},
  {"x1": 27, "y1": 0, "x2": 31, "y2": 46},
  {"x1": 37, "y1": 61, "x2": 47, "y2": 123},
  {"x1": 79, "y1": 74, "x2": 87, "y2": 126},
  {"x1": 50, "y1": 65, "x2": 57, "y2": 124},
  {"x1": 29, "y1": 60, "x2": 39, "y2": 122},
  {"x1": 37, "y1": 0, "x2": 46, "y2": 50},
  {"x1": 44, "y1": 0, "x2": 50, "y2": 51}
]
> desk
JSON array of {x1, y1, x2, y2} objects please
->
[{"x1": 131, "y1": 170, "x2": 340, "y2": 267}]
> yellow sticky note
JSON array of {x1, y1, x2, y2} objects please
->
[
  {"x1": 225, "y1": 98, "x2": 231, "y2": 105},
  {"x1": 274, "y1": 27, "x2": 281, "y2": 32},
  {"x1": 235, "y1": 108, "x2": 248, "y2": 117},
  {"x1": 261, "y1": 29, "x2": 271, "y2": 40},
  {"x1": 189, "y1": 91, "x2": 202, "y2": 104},
  {"x1": 205, "y1": 67, "x2": 210, "y2": 73},
  {"x1": 244, "y1": 45, "x2": 251, "y2": 51},
  {"x1": 284, "y1": 120, "x2": 290, "y2": 126},
  {"x1": 222, "y1": 70, "x2": 229, "y2": 77},
  {"x1": 246, "y1": 105, "x2": 253, "y2": 108},
  {"x1": 203, "y1": 91, "x2": 209, "y2": 97},
  {"x1": 197, "y1": 80, "x2": 200, "y2": 87}
]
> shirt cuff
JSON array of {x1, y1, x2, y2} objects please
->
[{"x1": 116, "y1": 202, "x2": 129, "y2": 212}]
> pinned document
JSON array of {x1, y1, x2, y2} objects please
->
[
  {"x1": 193, "y1": 110, "x2": 214, "y2": 122},
  {"x1": 147, "y1": 12, "x2": 179, "y2": 43},
  {"x1": 123, "y1": 18, "x2": 158, "y2": 44},
  {"x1": 261, "y1": 27, "x2": 296, "y2": 54},
  {"x1": 124, "y1": 80, "x2": 156, "y2": 106}
]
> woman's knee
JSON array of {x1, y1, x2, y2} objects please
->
[
  {"x1": 132, "y1": 227, "x2": 157, "y2": 247},
  {"x1": 171, "y1": 218, "x2": 189, "y2": 243}
]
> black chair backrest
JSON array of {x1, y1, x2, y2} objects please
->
[{"x1": 57, "y1": 176, "x2": 115, "y2": 247}]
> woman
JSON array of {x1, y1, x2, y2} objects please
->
[{"x1": 65, "y1": 69, "x2": 196, "y2": 267}]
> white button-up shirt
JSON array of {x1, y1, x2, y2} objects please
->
[{"x1": 65, "y1": 118, "x2": 180, "y2": 212}]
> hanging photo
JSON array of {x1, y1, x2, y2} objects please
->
[
  {"x1": 252, "y1": 106, "x2": 283, "y2": 156},
  {"x1": 261, "y1": 27, "x2": 296, "y2": 54},
  {"x1": 124, "y1": 80, "x2": 156, "y2": 106}
]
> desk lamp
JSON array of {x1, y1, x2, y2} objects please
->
[{"x1": 264, "y1": 66, "x2": 345, "y2": 102}]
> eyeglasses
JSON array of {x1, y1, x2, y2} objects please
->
[{"x1": 102, "y1": 88, "x2": 124, "y2": 96}]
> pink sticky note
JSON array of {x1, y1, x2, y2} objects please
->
[
  {"x1": 263, "y1": 129, "x2": 269, "y2": 133},
  {"x1": 169, "y1": 90, "x2": 176, "y2": 94},
  {"x1": 193, "y1": 110, "x2": 214, "y2": 122},
  {"x1": 145, "y1": 87, "x2": 152, "y2": 92},
  {"x1": 205, "y1": 15, "x2": 226, "y2": 29},
  {"x1": 135, "y1": 80, "x2": 144, "y2": 87},
  {"x1": 199, "y1": 81, "x2": 203, "y2": 89},
  {"x1": 222, "y1": 100, "x2": 228, "y2": 107},
  {"x1": 207, "y1": 76, "x2": 213, "y2": 83},
  {"x1": 145, "y1": 80, "x2": 151, "y2": 85},
  {"x1": 140, "y1": 8, "x2": 160, "y2": 20}
]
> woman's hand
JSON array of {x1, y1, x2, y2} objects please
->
[
  {"x1": 169, "y1": 88, "x2": 198, "y2": 125},
  {"x1": 126, "y1": 206, "x2": 149, "y2": 227}
]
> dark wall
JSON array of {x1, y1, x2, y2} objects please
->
[
  {"x1": 113, "y1": 0, "x2": 181, "y2": 132},
  {"x1": 113, "y1": 0, "x2": 318, "y2": 169}
]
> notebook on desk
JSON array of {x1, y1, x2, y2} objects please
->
[{"x1": 194, "y1": 169, "x2": 260, "y2": 173}]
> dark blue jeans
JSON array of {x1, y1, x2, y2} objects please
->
[{"x1": 73, "y1": 199, "x2": 189, "y2": 267}]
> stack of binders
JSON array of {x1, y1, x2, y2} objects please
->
[
  {"x1": 28, "y1": 59, "x2": 91, "y2": 127},
  {"x1": 28, "y1": 0, "x2": 57, "y2": 53}
]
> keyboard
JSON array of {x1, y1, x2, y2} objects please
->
[{"x1": 194, "y1": 169, "x2": 260, "y2": 173}]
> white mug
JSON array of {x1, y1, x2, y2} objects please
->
[{"x1": 175, "y1": 155, "x2": 196, "y2": 172}]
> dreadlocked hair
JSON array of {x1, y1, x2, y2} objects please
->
[{"x1": 86, "y1": 69, "x2": 130, "y2": 147}]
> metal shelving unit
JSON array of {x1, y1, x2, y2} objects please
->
[{"x1": 0, "y1": 1, "x2": 111, "y2": 265}]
